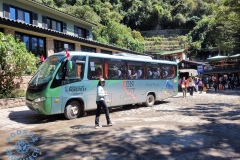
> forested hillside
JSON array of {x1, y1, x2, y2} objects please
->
[{"x1": 34, "y1": 0, "x2": 240, "y2": 56}]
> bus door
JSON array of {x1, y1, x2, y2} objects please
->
[
  {"x1": 49, "y1": 59, "x2": 68, "y2": 114},
  {"x1": 51, "y1": 56, "x2": 86, "y2": 113}
]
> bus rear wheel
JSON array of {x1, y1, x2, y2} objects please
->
[
  {"x1": 64, "y1": 100, "x2": 82, "y2": 120},
  {"x1": 145, "y1": 94, "x2": 155, "y2": 107}
]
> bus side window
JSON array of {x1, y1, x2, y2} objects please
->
[
  {"x1": 88, "y1": 57, "x2": 103, "y2": 80},
  {"x1": 108, "y1": 59, "x2": 126, "y2": 80}
]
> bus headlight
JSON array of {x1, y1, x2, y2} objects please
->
[{"x1": 34, "y1": 97, "x2": 46, "y2": 103}]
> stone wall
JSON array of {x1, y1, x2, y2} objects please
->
[
  {"x1": 0, "y1": 97, "x2": 25, "y2": 109},
  {"x1": 19, "y1": 76, "x2": 32, "y2": 91},
  {"x1": 141, "y1": 29, "x2": 190, "y2": 37},
  {"x1": 0, "y1": 76, "x2": 32, "y2": 109}
]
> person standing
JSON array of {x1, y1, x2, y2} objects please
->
[
  {"x1": 198, "y1": 78, "x2": 203, "y2": 94},
  {"x1": 181, "y1": 77, "x2": 188, "y2": 98},
  {"x1": 188, "y1": 77, "x2": 195, "y2": 96},
  {"x1": 194, "y1": 77, "x2": 199, "y2": 92},
  {"x1": 95, "y1": 78, "x2": 113, "y2": 129},
  {"x1": 213, "y1": 76, "x2": 218, "y2": 92}
]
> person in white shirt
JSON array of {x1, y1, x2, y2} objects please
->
[
  {"x1": 137, "y1": 68, "x2": 142, "y2": 79},
  {"x1": 117, "y1": 69, "x2": 122, "y2": 78},
  {"x1": 128, "y1": 69, "x2": 132, "y2": 79},
  {"x1": 95, "y1": 78, "x2": 113, "y2": 128},
  {"x1": 188, "y1": 77, "x2": 195, "y2": 96}
]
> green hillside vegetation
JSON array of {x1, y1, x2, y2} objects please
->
[{"x1": 34, "y1": 0, "x2": 240, "y2": 57}]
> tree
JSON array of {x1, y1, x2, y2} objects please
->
[
  {"x1": 0, "y1": 33, "x2": 38, "y2": 95},
  {"x1": 54, "y1": 0, "x2": 66, "y2": 7}
]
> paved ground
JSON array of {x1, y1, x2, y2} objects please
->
[{"x1": 0, "y1": 89, "x2": 240, "y2": 160}]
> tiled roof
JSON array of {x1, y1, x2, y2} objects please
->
[
  {"x1": 0, "y1": 17, "x2": 143, "y2": 55},
  {"x1": 26, "y1": 0, "x2": 97, "y2": 27}
]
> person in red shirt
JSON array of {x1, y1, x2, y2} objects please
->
[{"x1": 181, "y1": 77, "x2": 188, "y2": 98}]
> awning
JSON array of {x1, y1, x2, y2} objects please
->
[
  {"x1": 179, "y1": 69, "x2": 198, "y2": 76},
  {"x1": 207, "y1": 55, "x2": 228, "y2": 61},
  {"x1": 151, "y1": 49, "x2": 185, "y2": 55},
  {"x1": 230, "y1": 54, "x2": 240, "y2": 58}
]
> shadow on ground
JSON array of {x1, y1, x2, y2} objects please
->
[
  {"x1": 8, "y1": 101, "x2": 169, "y2": 125},
  {"x1": 2, "y1": 101, "x2": 240, "y2": 160}
]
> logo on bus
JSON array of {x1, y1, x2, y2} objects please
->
[
  {"x1": 5, "y1": 130, "x2": 41, "y2": 160},
  {"x1": 121, "y1": 80, "x2": 136, "y2": 101},
  {"x1": 65, "y1": 85, "x2": 86, "y2": 93}
]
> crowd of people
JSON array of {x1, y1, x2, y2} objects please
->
[{"x1": 179, "y1": 74, "x2": 240, "y2": 97}]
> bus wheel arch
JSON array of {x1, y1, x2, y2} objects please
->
[
  {"x1": 64, "y1": 99, "x2": 84, "y2": 120},
  {"x1": 145, "y1": 92, "x2": 155, "y2": 107}
]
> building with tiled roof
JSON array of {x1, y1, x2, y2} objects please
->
[{"x1": 0, "y1": 0, "x2": 142, "y2": 59}]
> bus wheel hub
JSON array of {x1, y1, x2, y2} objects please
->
[{"x1": 71, "y1": 107, "x2": 78, "y2": 115}]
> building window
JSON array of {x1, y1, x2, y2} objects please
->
[
  {"x1": 101, "y1": 49, "x2": 112, "y2": 55},
  {"x1": 74, "y1": 26, "x2": 90, "y2": 38},
  {"x1": 3, "y1": 3, "x2": 38, "y2": 25},
  {"x1": 54, "y1": 40, "x2": 75, "y2": 53},
  {"x1": 15, "y1": 32, "x2": 46, "y2": 58},
  {"x1": 10, "y1": 7, "x2": 31, "y2": 24},
  {"x1": 46, "y1": 18, "x2": 62, "y2": 32},
  {"x1": 81, "y1": 45, "x2": 96, "y2": 52},
  {"x1": 0, "y1": 28, "x2": 4, "y2": 33},
  {"x1": 42, "y1": 16, "x2": 66, "y2": 33}
]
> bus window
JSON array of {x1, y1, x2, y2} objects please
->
[
  {"x1": 71, "y1": 56, "x2": 86, "y2": 79},
  {"x1": 146, "y1": 63, "x2": 158, "y2": 79},
  {"x1": 128, "y1": 61, "x2": 145, "y2": 79},
  {"x1": 161, "y1": 64, "x2": 177, "y2": 79},
  {"x1": 108, "y1": 59, "x2": 127, "y2": 80},
  {"x1": 88, "y1": 57, "x2": 103, "y2": 80}
]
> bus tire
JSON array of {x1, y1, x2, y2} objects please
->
[
  {"x1": 64, "y1": 100, "x2": 81, "y2": 120},
  {"x1": 145, "y1": 94, "x2": 155, "y2": 107}
]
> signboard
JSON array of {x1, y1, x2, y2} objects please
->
[{"x1": 197, "y1": 65, "x2": 204, "y2": 73}]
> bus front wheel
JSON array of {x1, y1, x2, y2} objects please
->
[
  {"x1": 145, "y1": 94, "x2": 155, "y2": 107},
  {"x1": 64, "y1": 100, "x2": 82, "y2": 120}
]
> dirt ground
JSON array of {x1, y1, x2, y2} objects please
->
[{"x1": 0, "y1": 89, "x2": 240, "y2": 160}]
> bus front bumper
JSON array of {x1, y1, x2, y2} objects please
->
[{"x1": 26, "y1": 98, "x2": 51, "y2": 115}]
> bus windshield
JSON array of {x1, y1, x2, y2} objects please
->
[{"x1": 29, "y1": 55, "x2": 65, "y2": 86}]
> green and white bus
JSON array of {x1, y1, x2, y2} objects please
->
[{"x1": 26, "y1": 51, "x2": 178, "y2": 119}]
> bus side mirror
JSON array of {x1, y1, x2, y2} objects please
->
[{"x1": 67, "y1": 61, "x2": 72, "y2": 70}]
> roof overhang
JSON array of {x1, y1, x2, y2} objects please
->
[
  {"x1": 207, "y1": 55, "x2": 228, "y2": 61},
  {"x1": 0, "y1": 17, "x2": 143, "y2": 55},
  {"x1": 17, "y1": 0, "x2": 97, "y2": 27},
  {"x1": 150, "y1": 49, "x2": 185, "y2": 55}
]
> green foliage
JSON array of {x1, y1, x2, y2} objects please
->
[
  {"x1": 187, "y1": 0, "x2": 240, "y2": 56},
  {"x1": 0, "y1": 33, "x2": 38, "y2": 95},
  {"x1": 0, "y1": 89, "x2": 26, "y2": 99},
  {"x1": 54, "y1": 0, "x2": 66, "y2": 7},
  {"x1": 34, "y1": 0, "x2": 240, "y2": 54}
]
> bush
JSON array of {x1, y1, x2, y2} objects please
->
[
  {"x1": 0, "y1": 89, "x2": 26, "y2": 99},
  {"x1": 0, "y1": 33, "x2": 38, "y2": 96}
]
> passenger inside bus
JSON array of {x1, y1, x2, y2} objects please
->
[
  {"x1": 76, "y1": 64, "x2": 82, "y2": 79},
  {"x1": 131, "y1": 69, "x2": 137, "y2": 79},
  {"x1": 117, "y1": 69, "x2": 122, "y2": 79},
  {"x1": 128, "y1": 69, "x2": 132, "y2": 79},
  {"x1": 121, "y1": 67, "x2": 127, "y2": 79},
  {"x1": 92, "y1": 67, "x2": 102, "y2": 79},
  {"x1": 148, "y1": 68, "x2": 153, "y2": 79},
  {"x1": 137, "y1": 68, "x2": 142, "y2": 79}
]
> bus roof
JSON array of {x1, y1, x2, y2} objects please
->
[{"x1": 53, "y1": 51, "x2": 177, "y2": 65}]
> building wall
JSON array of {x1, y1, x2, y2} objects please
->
[{"x1": 0, "y1": 0, "x2": 93, "y2": 37}]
